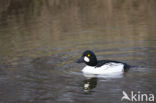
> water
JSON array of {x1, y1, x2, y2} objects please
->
[{"x1": 0, "y1": 0, "x2": 156, "y2": 103}]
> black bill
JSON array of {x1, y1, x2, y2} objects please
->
[{"x1": 76, "y1": 57, "x2": 84, "y2": 63}]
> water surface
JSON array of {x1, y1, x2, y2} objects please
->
[{"x1": 0, "y1": 0, "x2": 156, "y2": 103}]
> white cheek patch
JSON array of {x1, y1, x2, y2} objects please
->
[{"x1": 84, "y1": 56, "x2": 90, "y2": 62}]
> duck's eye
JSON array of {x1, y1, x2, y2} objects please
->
[{"x1": 88, "y1": 54, "x2": 91, "y2": 57}]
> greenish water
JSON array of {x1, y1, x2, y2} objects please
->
[{"x1": 0, "y1": 0, "x2": 156, "y2": 103}]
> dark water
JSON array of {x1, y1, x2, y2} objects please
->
[{"x1": 0, "y1": 0, "x2": 156, "y2": 103}]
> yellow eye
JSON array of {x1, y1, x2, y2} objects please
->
[{"x1": 88, "y1": 54, "x2": 91, "y2": 57}]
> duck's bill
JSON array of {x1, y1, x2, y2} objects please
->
[{"x1": 76, "y1": 57, "x2": 84, "y2": 63}]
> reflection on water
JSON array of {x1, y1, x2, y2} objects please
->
[
  {"x1": 82, "y1": 72, "x2": 129, "y2": 93},
  {"x1": 82, "y1": 72, "x2": 124, "y2": 78},
  {"x1": 82, "y1": 78, "x2": 98, "y2": 93},
  {"x1": 0, "y1": 0, "x2": 156, "y2": 103}
]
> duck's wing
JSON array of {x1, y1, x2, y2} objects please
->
[
  {"x1": 96, "y1": 60, "x2": 130, "y2": 70},
  {"x1": 96, "y1": 60, "x2": 109, "y2": 67}
]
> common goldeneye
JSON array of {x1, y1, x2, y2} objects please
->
[{"x1": 76, "y1": 50, "x2": 130, "y2": 74}]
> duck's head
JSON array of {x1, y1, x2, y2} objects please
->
[{"x1": 76, "y1": 50, "x2": 97, "y2": 66}]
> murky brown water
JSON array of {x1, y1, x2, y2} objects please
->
[{"x1": 0, "y1": 0, "x2": 156, "y2": 103}]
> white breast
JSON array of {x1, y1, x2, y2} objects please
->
[{"x1": 82, "y1": 62, "x2": 124, "y2": 74}]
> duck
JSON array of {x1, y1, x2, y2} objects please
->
[{"x1": 76, "y1": 50, "x2": 130, "y2": 74}]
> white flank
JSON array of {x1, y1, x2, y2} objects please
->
[{"x1": 82, "y1": 62, "x2": 124, "y2": 74}]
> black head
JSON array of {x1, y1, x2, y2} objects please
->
[{"x1": 76, "y1": 50, "x2": 97, "y2": 66}]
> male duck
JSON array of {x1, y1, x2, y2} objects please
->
[{"x1": 76, "y1": 50, "x2": 130, "y2": 74}]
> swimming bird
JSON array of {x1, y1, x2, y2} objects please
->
[{"x1": 76, "y1": 50, "x2": 130, "y2": 74}]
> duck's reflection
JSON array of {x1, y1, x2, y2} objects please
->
[
  {"x1": 81, "y1": 72, "x2": 126, "y2": 93},
  {"x1": 82, "y1": 77, "x2": 98, "y2": 92}
]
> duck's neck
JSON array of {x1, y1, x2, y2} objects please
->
[{"x1": 86, "y1": 59, "x2": 97, "y2": 66}]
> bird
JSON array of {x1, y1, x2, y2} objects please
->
[{"x1": 76, "y1": 50, "x2": 130, "y2": 74}]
